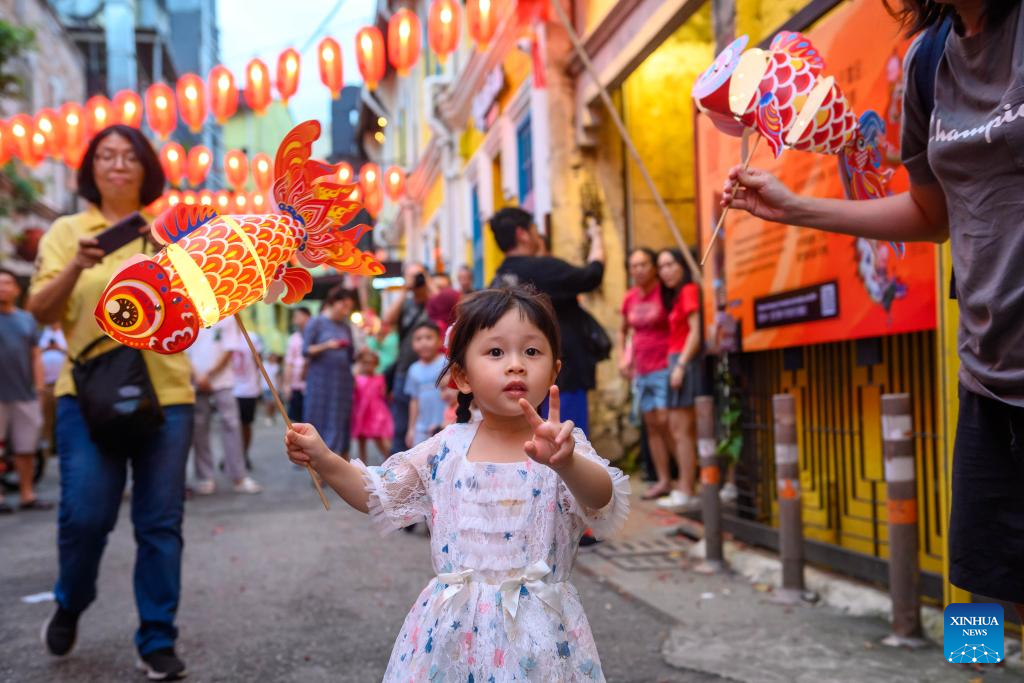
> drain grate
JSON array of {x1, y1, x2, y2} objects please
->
[{"x1": 592, "y1": 537, "x2": 693, "y2": 572}]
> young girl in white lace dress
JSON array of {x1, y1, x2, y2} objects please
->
[{"x1": 285, "y1": 285, "x2": 630, "y2": 682}]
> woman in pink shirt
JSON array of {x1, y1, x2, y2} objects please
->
[
  {"x1": 618, "y1": 248, "x2": 674, "y2": 499},
  {"x1": 655, "y1": 249, "x2": 706, "y2": 511}
]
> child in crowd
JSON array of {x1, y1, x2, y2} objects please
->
[
  {"x1": 404, "y1": 321, "x2": 447, "y2": 447},
  {"x1": 285, "y1": 286, "x2": 629, "y2": 681},
  {"x1": 351, "y1": 348, "x2": 393, "y2": 463}
]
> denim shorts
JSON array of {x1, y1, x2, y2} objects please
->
[{"x1": 633, "y1": 367, "x2": 670, "y2": 415}]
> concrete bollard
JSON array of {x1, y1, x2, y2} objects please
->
[
  {"x1": 695, "y1": 395, "x2": 727, "y2": 574},
  {"x1": 772, "y1": 393, "x2": 807, "y2": 604},
  {"x1": 880, "y1": 393, "x2": 927, "y2": 648}
]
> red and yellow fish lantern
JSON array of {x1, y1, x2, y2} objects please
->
[{"x1": 95, "y1": 120, "x2": 384, "y2": 354}]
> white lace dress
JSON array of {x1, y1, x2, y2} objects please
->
[{"x1": 352, "y1": 421, "x2": 630, "y2": 682}]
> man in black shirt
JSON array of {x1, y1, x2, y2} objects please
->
[{"x1": 490, "y1": 207, "x2": 606, "y2": 435}]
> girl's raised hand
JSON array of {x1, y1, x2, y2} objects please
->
[
  {"x1": 519, "y1": 386, "x2": 575, "y2": 472},
  {"x1": 285, "y1": 422, "x2": 333, "y2": 469}
]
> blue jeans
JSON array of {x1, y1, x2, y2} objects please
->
[{"x1": 54, "y1": 397, "x2": 193, "y2": 655}]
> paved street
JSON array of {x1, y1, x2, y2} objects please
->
[{"x1": 0, "y1": 421, "x2": 720, "y2": 683}]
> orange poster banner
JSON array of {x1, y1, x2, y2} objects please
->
[{"x1": 697, "y1": 0, "x2": 936, "y2": 352}]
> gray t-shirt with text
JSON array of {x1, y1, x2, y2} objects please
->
[{"x1": 902, "y1": 4, "x2": 1024, "y2": 405}]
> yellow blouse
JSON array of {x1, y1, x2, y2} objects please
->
[{"x1": 29, "y1": 206, "x2": 194, "y2": 406}]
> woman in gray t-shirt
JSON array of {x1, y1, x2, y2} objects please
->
[{"x1": 723, "y1": 0, "x2": 1024, "y2": 615}]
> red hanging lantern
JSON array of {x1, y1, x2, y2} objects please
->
[
  {"x1": 85, "y1": 95, "x2": 114, "y2": 137},
  {"x1": 34, "y1": 109, "x2": 63, "y2": 157},
  {"x1": 356, "y1": 27, "x2": 386, "y2": 91},
  {"x1": 146, "y1": 194, "x2": 168, "y2": 215},
  {"x1": 182, "y1": 190, "x2": 199, "y2": 206},
  {"x1": 428, "y1": 0, "x2": 461, "y2": 63},
  {"x1": 8, "y1": 115, "x2": 39, "y2": 166},
  {"x1": 335, "y1": 161, "x2": 354, "y2": 184},
  {"x1": 251, "y1": 152, "x2": 273, "y2": 193},
  {"x1": 244, "y1": 59, "x2": 272, "y2": 115},
  {"x1": 383, "y1": 165, "x2": 406, "y2": 200},
  {"x1": 467, "y1": 0, "x2": 498, "y2": 50},
  {"x1": 249, "y1": 191, "x2": 268, "y2": 212},
  {"x1": 0, "y1": 121, "x2": 9, "y2": 166},
  {"x1": 30, "y1": 129, "x2": 48, "y2": 163},
  {"x1": 233, "y1": 192, "x2": 248, "y2": 212},
  {"x1": 159, "y1": 142, "x2": 186, "y2": 187},
  {"x1": 317, "y1": 37, "x2": 344, "y2": 99},
  {"x1": 363, "y1": 187, "x2": 383, "y2": 217},
  {"x1": 214, "y1": 190, "x2": 231, "y2": 211},
  {"x1": 359, "y1": 162, "x2": 381, "y2": 196},
  {"x1": 64, "y1": 142, "x2": 87, "y2": 170},
  {"x1": 276, "y1": 48, "x2": 301, "y2": 104},
  {"x1": 186, "y1": 145, "x2": 213, "y2": 186},
  {"x1": 176, "y1": 73, "x2": 207, "y2": 133},
  {"x1": 388, "y1": 9, "x2": 421, "y2": 77},
  {"x1": 112, "y1": 90, "x2": 143, "y2": 128},
  {"x1": 198, "y1": 189, "x2": 215, "y2": 207},
  {"x1": 145, "y1": 83, "x2": 177, "y2": 140},
  {"x1": 61, "y1": 102, "x2": 86, "y2": 150},
  {"x1": 224, "y1": 149, "x2": 249, "y2": 191},
  {"x1": 167, "y1": 190, "x2": 182, "y2": 207},
  {"x1": 209, "y1": 65, "x2": 238, "y2": 123}
]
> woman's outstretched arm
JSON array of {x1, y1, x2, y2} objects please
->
[{"x1": 722, "y1": 166, "x2": 950, "y2": 244}]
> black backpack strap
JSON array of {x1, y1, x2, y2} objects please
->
[
  {"x1": 73, "y1": 336, "x2": 119, "y2": 365},
  {"x1": 911, "y1": 15, "x2": 956, "y2": 299}
]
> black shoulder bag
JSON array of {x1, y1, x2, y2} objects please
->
[{"x1": 71, "y1": 337, "x2": 164, "y2": 450}]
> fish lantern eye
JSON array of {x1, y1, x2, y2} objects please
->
[{"x1": 102, "y1": 279, "x2": 165, "y2": 339}]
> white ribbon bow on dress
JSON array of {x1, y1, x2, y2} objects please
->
[{"x1": 435, "y1": 560, "x2": 563, "y2": 633}]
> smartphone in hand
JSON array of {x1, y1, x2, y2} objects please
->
[{"x1": 95, "y1": 212, "x2": 148, "y2": 254}]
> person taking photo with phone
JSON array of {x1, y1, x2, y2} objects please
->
[{"x1": 27, "y1": 125, "x2": 194, "y2": 680}]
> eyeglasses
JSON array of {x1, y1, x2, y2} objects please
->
[{"x1": 95, "y1": 151, "x2": 141, "y2": 167}]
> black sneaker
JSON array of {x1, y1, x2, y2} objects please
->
[
  {"x1": 137, "y1": 648, "x2": 187, "y2": 680},
  {"x1": 41, "y1": 606, "x2": 79, "y2": 656}
]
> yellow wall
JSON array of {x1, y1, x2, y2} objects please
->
[
  {"x1": 736, "y1": 0, "x2": 807, "y2": 45},
  {"x1": 622, "y1": 3, "x2": 713, "y2": 249},
  {"x1": 423, "y1": 173, "x2": 444, "y2": 225}
]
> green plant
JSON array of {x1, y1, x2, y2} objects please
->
[
  {"x1": 0, "y1": 21, "x2": 36, "y2": 99},
  {"x1": 0, "y1": 161, "x2": 43, "y2": 218},
  {"x1": 715, "y1": 351, "x2": 743, "y2": 464}
]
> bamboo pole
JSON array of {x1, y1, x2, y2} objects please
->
[
  {"x1": 550, "y1": 0, "x2": 703, "y2": 283},
  {"x1": 234, "y1": 314, "x2": 331, "y2": 510},
  {"x1": 700, "y1": 135, "x2": 761, "y2": 266}
]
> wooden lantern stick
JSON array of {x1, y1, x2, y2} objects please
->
[
  {"x1": 233, "y1": 313, "x2": 330, "y2": 511},
  {"x1": 700, "y1": 135, "x2": 762, "y2": 266}
]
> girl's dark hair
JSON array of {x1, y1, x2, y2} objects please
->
[
  {"x1": 77, "y1": 124, "x2": 165, "y2": 206},
  {"x1": 656, "y1": 248, "x2": 694, "y2": 311},
  {"x1": 439, "y1": 285, "x2": 561, "y2": 423},
  {"x1": 883, "y1": 0, "x2": 1018, "y2": 36}
]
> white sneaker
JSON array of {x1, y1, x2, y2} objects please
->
[
  {"x1": 719, "y1": 482, "x2": 739, "y2": 504},
  {"x1": 193, "y1": 479, "x2": 215, "y2": 496},
  {"x1": 657, "y1": 490, "x2": 699, "y2": 511},
  {"x1": 233, "y1": 477, "x2": 263, "y2": 494}
]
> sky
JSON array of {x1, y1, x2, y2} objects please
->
[{"x1": 217, "y1": 0, "x2": 376, "y2": 153}]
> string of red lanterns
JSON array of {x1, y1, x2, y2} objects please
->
[{"x1": 2, "y1": 0, "x2": 510, "y2": 175}]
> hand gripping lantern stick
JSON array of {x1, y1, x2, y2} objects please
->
[
  {"x1": 693, "y1": 32, "x2": 866, "y2": 265},
  {"x1": 94, "y1": 121, "x2": 385, "y2": 509}
]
